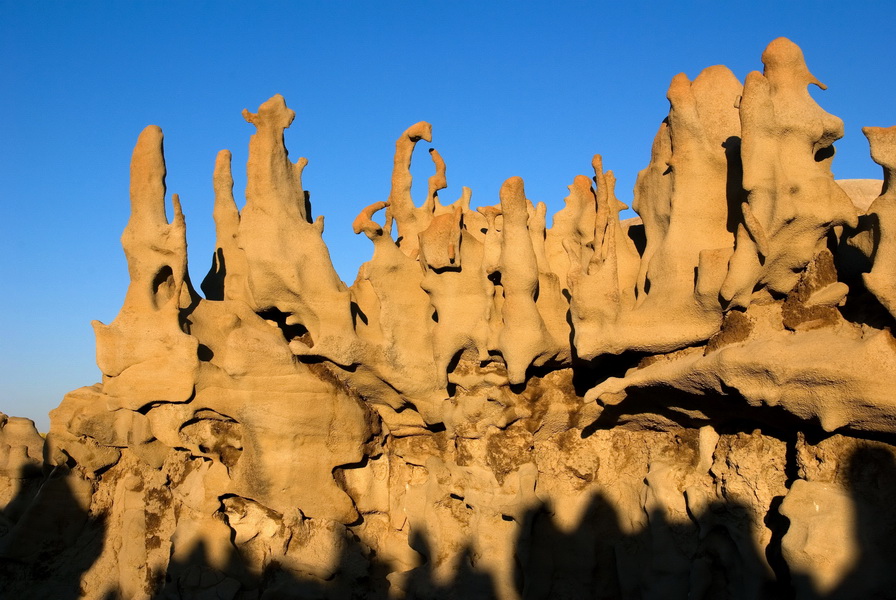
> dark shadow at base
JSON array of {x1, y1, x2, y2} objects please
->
[
  {"x1": 0, "y1": 463, "x2": 105, "y2": 600},
  {"x1": 4, "y1": 441, "x2": 896, "y2": 599}
]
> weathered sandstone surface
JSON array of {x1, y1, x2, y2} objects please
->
[{"x1": 2, "y1": 38, "x2": 895, "y2": 599}]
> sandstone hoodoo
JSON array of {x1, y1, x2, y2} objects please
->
[{"x1": 2, "y1": 38, "x2": 895, "y2": 599}]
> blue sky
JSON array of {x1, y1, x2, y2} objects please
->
[{"x1": 1, "y1": 1, "x2": 892, "y2": 431}]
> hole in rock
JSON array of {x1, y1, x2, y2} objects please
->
[
  {"x1": 627, "y1": 223, "x2": 647, "y2": 257},
  {"x1": 197, "y1": 344, "x2": 214, "y2": 361},
  {"x1": 814, "y1": 145, "x2": 835, "y2": 162},
  {"x1": 257, "y1": 308, "x2": 311, "y2": 345},
  {"x1": 151, "y1": 265, "x2": 176, "y2": 309}
]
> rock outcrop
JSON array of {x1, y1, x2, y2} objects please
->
[{"x1": 3, "y1": 38, "x2": 896, "y2": 599}]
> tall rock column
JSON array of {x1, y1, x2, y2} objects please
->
[
  {"x1": 237, "y1": 95, "x2": 359, "y2": 365},
  {"x1": 91, "y1": 125, "x2": 199, "y2": 408},
  {"x1": 722, "y1": 37, "x2": 858, "y2": 307}
]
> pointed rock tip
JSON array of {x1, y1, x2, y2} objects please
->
[
  {"x1": 136, "y1": 125, "x2": 164, "y2": 147},
  {"x1": 864, "y1": 126, "x2": 896, "y2": 169},
  {"x1": 243, "y1": 94, "x2": 295, "y2": 128},
  {"x1": 499, "y1": 176, "x2": 526, "y2": 206},
  {"x1": 131, "y1": 125, "x2": 166, "y2": 186},
  {"x1": 259, "y1": 94, "x2": 289, "y2": 112},
  {"x1": 761, "y1": 37, "x2": 822, "y2": 82},
  {"x1": 699, "y1": 64, "x2": 736, "y2": 77},
  {"x1": 666, "y1": 72, "x2": 694, "y2": 104},
  {"x1": 864, "y1": 126, "x2": 896, "y2": 142},
  {"x1": 572, "y1": 174, "x2": 593, "y2": 189},
  {"x1": 172, "y1": 193, "x2": 183, "y2": 216},
  {"x1": 762, "y1": 37, "x2": 802, "y2": 64},
  {"x1": 502, "y1": 175, "x2": 524, "y2": 190},
  {"x1": 213, "y1": 150, "x2": 233, "y2": 188},
  {"x1": 759, "y1": 37, "x2": 829, "y2": 89},
  {"x1": 692, "y1": 64, "x2": 742, "y2": 89},
  {"x1": 669, "y1": 71, "x2": 692, "y2": 87}
]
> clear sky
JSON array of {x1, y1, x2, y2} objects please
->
[{"x1": 1, "y1": 1, "x2": 892, "y2": 431}]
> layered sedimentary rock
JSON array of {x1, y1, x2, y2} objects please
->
[{"x1": 2, "y1": 38, "x2": 896, "y2": 599}]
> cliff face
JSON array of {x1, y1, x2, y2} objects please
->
[{"x1": 2, "y1": 38, "x2": 896, "y2": 600}]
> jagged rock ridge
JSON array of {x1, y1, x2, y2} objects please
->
[{"x1": 2, "y1": 38, "x2": 896, "y2": 600}]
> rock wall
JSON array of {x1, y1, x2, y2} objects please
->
[{"x1": 2, "y1": 38, "x2": 896, "y2": 599}]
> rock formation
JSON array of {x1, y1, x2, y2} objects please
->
[{"x1": 2, "y1": 38, "x2": 896, "y2": 599}]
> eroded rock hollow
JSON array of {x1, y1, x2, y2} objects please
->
[{"x1": 3, "y1": 38, "x2": 896, "y2": 599}]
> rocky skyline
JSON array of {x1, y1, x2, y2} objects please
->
[
  {"x1": 2, "y1": 2, "x2": 894, "y2": 431},
  {"x1": 2, "y1": 35, "x2": 896, "y2": 598}
]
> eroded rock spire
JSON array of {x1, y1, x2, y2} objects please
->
[{"x1": 6, "y1": 38, "x2": 896, "y2": 600}]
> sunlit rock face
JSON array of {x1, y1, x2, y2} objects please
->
[{"x1": 3, "y1": 38, "x2": 896, "y2": 600}]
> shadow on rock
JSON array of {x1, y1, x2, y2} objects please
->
[
  {"x1": 824, "y1": 445, "x2": 896, "y2": 600},
  {"x1": 513, "y1": 491, "x2": 784, "y2": 600},
  {"x1": 0, "y1": 462, "x2": 105, "y2": 600}
]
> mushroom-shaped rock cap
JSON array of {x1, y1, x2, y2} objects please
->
[
  {"x1": 403, "y1": 121, "x2": 433, "y2": 143},
  {"x1": 242, "y1": 94, "x2": 296, "y2": 129},
  {"x1": 404, "y1": 121, "x2": 432, "y2": 143},
  {"x1": 761, "y1": 37, "x2": 826, "y2": 89}
]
